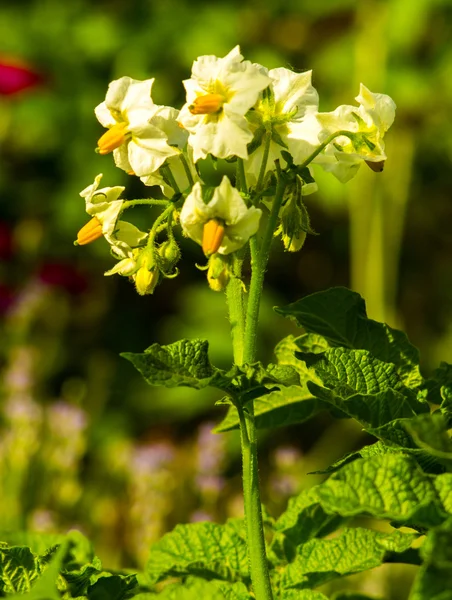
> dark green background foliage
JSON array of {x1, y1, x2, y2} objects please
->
[{"x1": 1, "y1": 0, "x2": 452, "y2": 598}]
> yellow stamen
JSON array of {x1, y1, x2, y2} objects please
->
[
  {"x1": 365, "y1": 160, "x2": 385, "y2": 173},
  {"x1": 76, "y1": 217, "x2": 103, "y2": 245},
  {"x1": 97, "y1": 122, "x2": 128, "y2": 155},
  {"x1": 202, "y1": 219, "x2": 225, "y2": 257},
  {"x1": 189, "y1": 94, "x2": 226, "y2": 115}
]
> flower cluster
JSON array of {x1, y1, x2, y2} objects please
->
[{"x1": 76, "y1": 46, "x2": 396, "y2": 295}]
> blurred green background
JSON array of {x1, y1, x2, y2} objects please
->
[{"x1": 0, "y1": 0, "x2": 451, "y2": 596}]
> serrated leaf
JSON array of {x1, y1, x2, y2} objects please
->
[
  {"x1": 274, "y1": 334, "x2": 327, "y2": 380},
  {"x1": 215, "y1": 384, "x2": 322, "y2": 432},
  {"x1": 145, "y1": 523, "x2": 249, "y2": 585},
  {"x1": 277, "y1": 455, "x2": 452, "y2": 539},
  {"x1": 311, "y1": 441, "x2": 447, "y2": 476},
  {"x1": 315, "y1": 454, "x2": 449, "y2": 527},
  {"x1": 3, "y1": 543, "x2": 66, "y2": 600},
  {"x1": 0, "y1": 546, "x2": 41, "y2": 594},
  {"x1": 280, "y1": 528, "x2": 415, "y2": 589},
  {"x1": 409, "y1": 517, "x2": 452, "y2": 600},
  {"x1": 275, "y1": 287, "x2": 423, "y2": 389},
  {"x1": 274, "y1": 488, "x2": 344, "y2": 552},
  {"x1": 122, "y1": 339, "x2": 231, "y2": 391},
  {"x1": 0, "y1": 532, "x2": 66, "y2": 557}
]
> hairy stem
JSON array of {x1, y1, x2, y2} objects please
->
[
  {"x1": 243, "y1": 161, "x2": 286, "y2": 365},
  {"x1": 226, "y1": 253, "x2": 245, "y2": 366},
  {"x1": 237, "y1": 402, "x2": 273, "y2": 600}
]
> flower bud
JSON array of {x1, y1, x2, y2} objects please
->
[
  {"x1": 158, "y1": 239, "x2": 181, "y2": 271},
  {"x1": 207, "y1": 255, "x2": 229, "y2": 292},
  {"x1": 76, "y1": 216, "x2": 103, "y2": 245},
  {"x1": 132, "y1": 247, "x2": 159, "y2": 295},
  {"x1": 278, "y1": 176, "x2": 315, "y2": 252},
  {"x1": 134, "y1": 265, "x2": 159, "y2": 295}
]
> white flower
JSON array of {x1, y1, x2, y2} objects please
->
[
  {"x1": 315, "y1": 84, "x2": 396, "y2": 182},
  {"x1": 140, "y1": 148, "x2": 199, "y2": 198},
  {"x1": 178, "y1": 46, "x2": 271, "y2": 161},
  {"x1": 95, "y1": 77, "x2": 181, "y2": 177},
  {"x1": 78, "y1": 174, "x2": 146, "y2": 260},
  {"x1": 180, "y1": 176, "x2": 262, "y2": 255},
  {"x1": 245, "y1": 68, "x2": 321, "y2": 185}
]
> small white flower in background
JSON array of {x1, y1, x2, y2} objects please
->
[
  {"x1": 95, "y1": 77, "x2": 181, "y2": 177},
  {"x1": 77, "y1": 174, "x2": 146, "y2": 265},
  {"x1": 315, "y1": 84, "x2": 396, "y2": 182},
  {"x1": 178, "y1": 46, "x2": 271, "y2": 161},
  {"x1": 180, "y1": 176, "x2": 262, "y2": 255},
  {"x1": 245, "y1": 68, "x2": 321, "y2": 185}
]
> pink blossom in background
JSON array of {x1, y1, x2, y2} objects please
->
[{"x1": 0, "y1": 56, "x2": 43, "y2": 96}]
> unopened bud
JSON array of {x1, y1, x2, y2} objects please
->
[
  {"x1": 134, "y1": 265, "x2": 159, "y2": 295},
  {"x1": 76, "y1": 216, "x2": 103, "y2": 245},
  {"x1": 207, "y1": 255, "x2": 229, "y2": 292},
  {"x1": 158, "y1": 239, "x2": 181, "y2": 270}
]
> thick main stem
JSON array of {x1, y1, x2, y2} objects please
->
[
  {"x1": 237, "y1": 402, "x2": 273, "y2": 600},
  {"x1": 232, "y1": 165, "x2": 287, "y2": 600},
  {"x1": 243, "y1": 163, "x2": 286, "y2": 365}
]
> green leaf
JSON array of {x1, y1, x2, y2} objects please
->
[
  {"x1": 274, "y1": 487, "x2": 344, "y2": 554},
  {"x1": 409, "y1": 517, "x2": 452, "y2": 600},
  {"x1": 315, "y1": 454, "x2": 449, "y2": 527},
  {"x1": 87, "y1": 574, "x2": 139, "y2": 600},
  {"x1": 404, "y1": 412, "x2": 452, "y2": 468},
  {"x1": 274, "y1": 334, "x2": 327, "y2": 380},
  {"x1": 122, "y1": 339, "x2": 231, "y2": 391},
  {"x1": 280, "y1": 528, "x2": 415, "y2": 589},
  {"x1": 0, "y1": 532, "x2": 66, "y2": 557},
  {"x1": 311, "y1": 440, "x2": 447, "y2": 476},
  {"x1": 277, "y1": 455, "x2": 452, "y2": 539},
  {"x1": 422, "y1": 362, "x2": 452, "y2": 407},
  {"x1": 214, "y1": 384, "x2": 322, "y2": 432},
  {"x1": 0, "y1": 546, "x2": 41, "y2": 594},
  {"x1": 145, "y1": 522, "x2": 249, "y2": 585},
  {"x1": 2, "y1": 543, "x2": 67, "y2": 600},
  {"x1": 275, "y1": 287, "x2": 423, "y2": 389}
]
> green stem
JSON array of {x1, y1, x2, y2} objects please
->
[
  {"x1": 236, "y1": 158, "x2": 248, "y2": 194},
  {"x1": 255, "y1": 131, "x2": 272, "y2": 193},
  {"x1": 237, "y1": 402, "x2": 273, "y2": 600},
  {"x1": 179, "y1": 152, "x2": 195, "y2": 187},
  {"x1": 122, "y1": 199, "x2": 170, "y2": 210},
  {"x1": 243, "y1": 161, "x2": 286, "y2": 365},
  {"x1": 161, "y1": 164, "x2": 181, "y2": 194},
  {"x1": 297, "y1": 129, "x2": 356, "y2": 170},
  {"x1": 231, "y1": 164, "x2": 287, "y2": 600},
  {"x1": 147, "y1": 204, "x2": 174, "y2": 246},
  {"x1": 226, "y1": 254, "x2": 245, "y2": 365}
]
